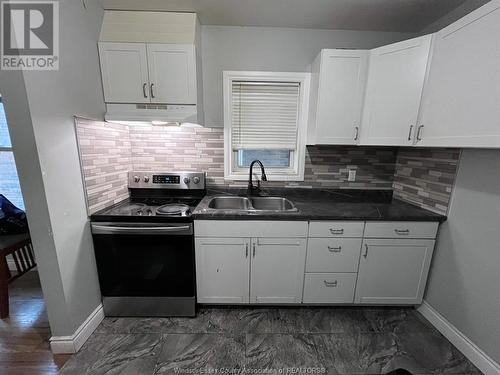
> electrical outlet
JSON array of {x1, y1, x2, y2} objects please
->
[{"x1": 348, "y1": 170, "x2": 356, "y2": 182}]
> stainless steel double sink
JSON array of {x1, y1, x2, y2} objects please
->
[{"x1": 206, "y1": 196, "x2": 298, "y2": 212}]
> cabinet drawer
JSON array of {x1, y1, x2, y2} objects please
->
[
  {"x1": 364, "y1": 222, "x2": 439, "y2": 239},
  {"x1": 303, "y1": 273, "x2": 357, "y2": 303},
  {"x1": 306, "y1": 238, "x2": 362, "y2": 272},
  {"x1": 194, "y1": 220, "x2": 308, "y2": 238},
  {"x1": 308, "y1": 221, "x2": 364, "y2": 238}
]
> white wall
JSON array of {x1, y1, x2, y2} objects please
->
[
  {"x1": 424, "y1": 149, "x2": 500, "y2": 365},
  {"x1": 0, "y1": 0, "x2": 104, "y2": 337},
  {"x1": 200, "y1": 25, "x2": 414, "y2": 126}
]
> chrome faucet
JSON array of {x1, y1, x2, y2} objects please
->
[{"x1": 247, "y1": 160, "x2": 267, "y2": 196}]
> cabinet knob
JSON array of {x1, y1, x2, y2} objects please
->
[
  {"x1": 354, "y1": 126, "x2": 359, "y2": 141},
  {"x1": 142, "y1": 83, "x2": 148, "y2": 98},
  {"x1": 363, "y1": 244, "x2": 368, "y2": 258}
]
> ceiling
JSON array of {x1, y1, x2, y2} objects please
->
[{"x1": 100, "y1": 0, "x2": 476, "y2": 33}]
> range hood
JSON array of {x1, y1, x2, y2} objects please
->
[{"x1": 105, "y1": 103, "x2": 198, "y2": 125}]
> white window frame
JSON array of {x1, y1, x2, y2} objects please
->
[{"x1": 223, "y1": 71, "x2": 310, "y2": 181}]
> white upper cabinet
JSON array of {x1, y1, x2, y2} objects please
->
[
  {"x1": 308, "y1": 49, "x2": 368, "y2": 145},
  {"x1": 147, "y1": 44, "x2": 197, "y2": 104},
  {"x1": 98, "y1": 42, "x2": 198, "y2": 105},
  {"x1": 417, "y1": 0, "x2": 500, "y2": 148},
  {"x1": 360, "y1": 35, "x2": 432, "y2": 146},
  {"x1": 98, "y1": 42, "x2": 150, "y2": 104}
]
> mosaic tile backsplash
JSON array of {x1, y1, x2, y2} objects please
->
[
  {"x1": 75, "y1": 119, "x2": 459, "y2": 216},
  {"x1": 129, "y1": 125, "x2": 398, "y2": 189},
  {"x1": 393, "y1": 148, "x2": 461, "y2": 215},
  {"x1": 75, "y1": 118, "x2": 132, "y2": 214}
]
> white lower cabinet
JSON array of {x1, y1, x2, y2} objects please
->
[
  {"x1": 250, "y1": 238, "x2": 306, "y2": 304},
  {"x1": 195, "y1": 237, "x2": 250, "y2": 304},
  {"x1": 303, "y1": 273, "x2": 357, "y2": 303},
  {"x1": 194, "y1": 221, "x2": 308, "y2": 304},
  {"x1": 354, "y1": 239, "x2": 435, "y2": 305},
  {"x1": 195, "y1": 220, "x2": 438, "y2": 306}
]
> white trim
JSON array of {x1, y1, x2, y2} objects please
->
[
  {"x1": 223, "y1": 71, "x2": 310, "y2": 181},
  {"x1": 418, "y1": 300, "x2": 500, "y2": 375},
  {"x1": 49, "y1": 304, "x2": 104, "y2": 354}
]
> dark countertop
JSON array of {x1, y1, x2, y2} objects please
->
[{"x1": 192, "y1": 188, "x2": 447, "y2": 222}]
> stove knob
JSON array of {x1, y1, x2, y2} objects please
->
[
  {"x1": 133, "y1": 175, "x2": 140, "y2": 183},
  {"x1": 183, "y1": 177, "x2": 191, "y2": 185},
  {"x1": 193, "y1": 177, "x2": 200, "y2": 184},
  {"x1": 143, "y1": 176, "x2": 150, "y2": 183}
]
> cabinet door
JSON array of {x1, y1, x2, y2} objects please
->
[
  {"x1": 195, "y1": 238, "x2": 250, "y2": 304},
  {"x1": 417, "y1": 1, "x2": 500, "y2": 148},
  {"x1": 360, "y1": 35, "x2": 432, "y2": 146},
  {"x1": 147, "y1": 44, "x2": 197, "y2": 104},
  {"x1": 98, "y1": 42, "x2": 150, "y2": 103},
  {"x1": 355, "y1": 239, "x2": 435, "y2": 305},
  {"x1": 250, "y1": 238, "x2": 306, "y2": 304},
  {"x1": 314, "y1": 50, "x2": 368, "y2": 145}
]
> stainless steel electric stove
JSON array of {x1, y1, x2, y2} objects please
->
[{"x1": 90, "y1": 171, "x2": 206, "y2": 317}]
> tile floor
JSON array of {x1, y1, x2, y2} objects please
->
[{"x1": 59, "y1": 306, "x2": 483, "y2": 375}]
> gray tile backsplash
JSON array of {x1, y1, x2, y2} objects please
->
[
  {"x1": 75, "y1": 118, "x2": 132, "y2": 214},
  {"x1": 75, "y1": 119, "x2": 459, "y2": 216},
  {"x1": 393, "y1": 148, "x2": 461, "y2": 215}
]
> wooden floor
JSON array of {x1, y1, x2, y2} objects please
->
[{"x1": 0, "y1": 269, "x2": 70, "y2": 374}]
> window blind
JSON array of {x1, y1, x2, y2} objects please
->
[{"x1": 231, "y1": 81, "x2": 300, "y2": 150}]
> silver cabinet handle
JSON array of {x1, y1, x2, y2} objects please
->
[
  {"x1": 253, "y1": 243, "x2": 256, "y2": 258},
  {"x1": 324, "y1": 280, "x2": 338, "y2": 287},
  {"x1": 330, "y1": 228, "x2": 344, "y2": 235},
  {"x1": 408, "y1": 125, "x2": 414, "y2": 141},
  {"x1": 363, "y1": 244, "x2": 368, "y2": 258},
  {"x1": 142, "y1": 83, "x2": 148, "y2": 98},
  {"x1": 327, "y1": 246, "x2": 342, "y2": 253},
  {"x1": 416, "y1": 125, "x2": 424, "y2": 141},
  {"x1": 150, "y1": 83, "x2": 155, "y2": 98},
  {"x1": 354, "y1": 126, "x2": 359, "y2": 141},
  {"x1": 395, "y1": 229, "x2": 410, "y2": 235},
  {"x1": 246, "y1": 243, "x2": 249, "y2": 258}
]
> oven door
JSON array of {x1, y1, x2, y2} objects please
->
[{"x1": 91, "y1": 222, "x2": 195, "y2": 316}]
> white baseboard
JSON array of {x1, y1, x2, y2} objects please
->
[
  {"x1": 418, "y1": 300, "x2": 500, "y2": 375},
  {"x1": 50, "y1": 303, "x2": 104, "y2": 354}
]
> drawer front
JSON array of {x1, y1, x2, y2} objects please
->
[
  {"x1": 306, "y1": 238, "x2": 362, "y2": 272},
  {"x1": 194, "y1": 220, "x2": 308, "y2": 238},
  {"x1": 303, "y1": 273, "x2": 357, "y2": 303},
  {"x1": 364, "y1": 222, "x2": 439, "y2": 239},
  {"x1": 308, "y1": 221, "x2": 365, "y2": 238}
]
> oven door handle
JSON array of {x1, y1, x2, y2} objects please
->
[{"x1": 91, "y1": 224, "x2": 192, "y2": 235}]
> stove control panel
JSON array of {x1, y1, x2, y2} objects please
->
[{"x1": 128, "y1": 172, "x2": 206, "y2": 190}]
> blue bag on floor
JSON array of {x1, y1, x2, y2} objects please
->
[{"x1": 0, "y1": 194, "x2": 29, "y2": 235}]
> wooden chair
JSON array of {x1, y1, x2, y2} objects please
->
[{"x1": 0, "y1": 234, "x2": 35, "y2": 318}]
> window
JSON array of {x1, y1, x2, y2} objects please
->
[
  {"x1": 0, "y1": 97, "x2": 24, "y2": 210},
  {"x1": 223, "y1": 71, "x2": 310, "y2": 181}
]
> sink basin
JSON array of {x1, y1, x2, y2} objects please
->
[
  {"x1": 207, "y1": 196, "x2": 251, "y2": 210},
  {"x1": 206, "y1": 196, "x2": 298, "y2": 212},
  {"x1": 250, "y1": 197, "x2": 297, "y2": 211}
]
